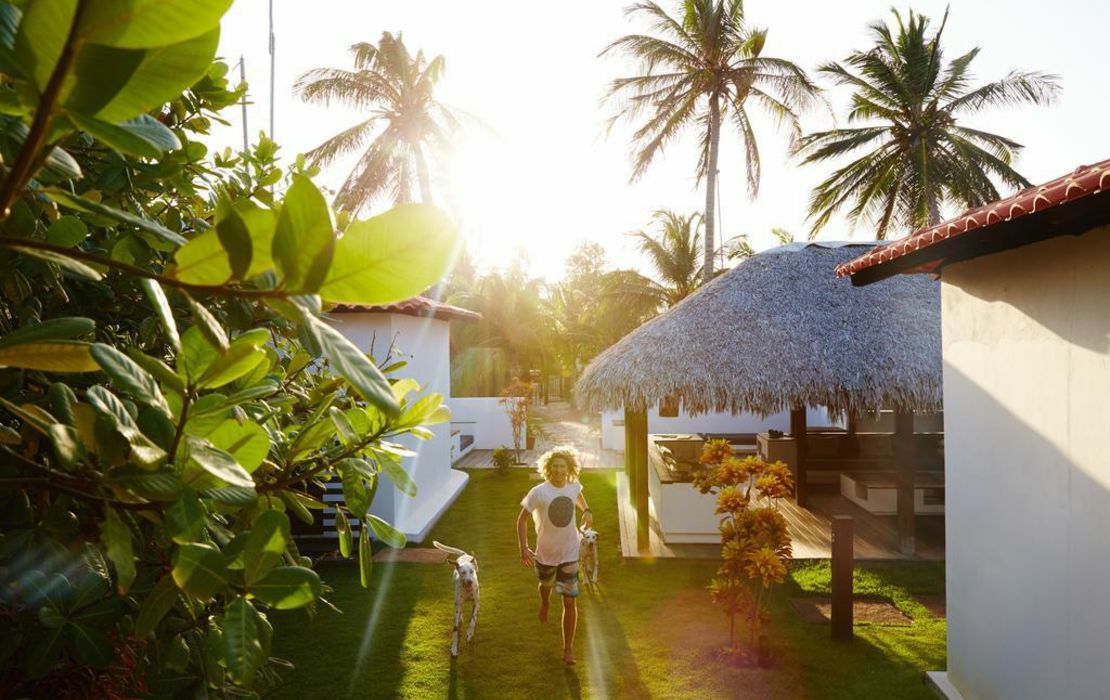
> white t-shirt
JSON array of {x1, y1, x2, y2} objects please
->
[{"x1": 521, "y1": 480, "x2": 582, "y2": 566}]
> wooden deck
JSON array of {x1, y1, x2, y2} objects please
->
[{"x1": 616, "y1": 474, "x2": 944, "y2": 561}]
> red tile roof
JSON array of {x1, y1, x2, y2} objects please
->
[
  {"x1": 329, "y1": 296, "x2": 482, "y2": 322},
  {"x1": 836, "y1": 158, "x2": 1110, "y2": 281}
]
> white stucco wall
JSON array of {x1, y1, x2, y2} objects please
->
[
  {"x1": 941, "y1": 227, "x2": 1110, "y2": 700},
  {"x1": 325, "y1": 312, "x2": 467, "y2": 542},
  {"x1": 448, "y1": 397, "x2": 515, "y2": 448},
  {"x1": 601, "y1": 406, "x2": 834, "y2": 450}
]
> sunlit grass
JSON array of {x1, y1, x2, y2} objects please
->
[{"x1": 270, "y1": 470, "x2": 945, "y2": 698}]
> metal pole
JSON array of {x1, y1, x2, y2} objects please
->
[
  {"x1": 238, "y1": 55, "x2": 248, "y2": 151},
  {"x1": 268, "y1": 0, "x2": 275, "y2": 139}
]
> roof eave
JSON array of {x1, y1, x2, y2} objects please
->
[{"x1": 848, "y1": 189, "x2": 1110, "y2": 286}]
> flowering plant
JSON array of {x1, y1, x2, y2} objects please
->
[{"x1": 694, "y1": 442, "x2": 794, "y2": 659}]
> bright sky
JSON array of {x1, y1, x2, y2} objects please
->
[{"x1": 211, "y1": 0, "x2": 1110, "y2": 282}]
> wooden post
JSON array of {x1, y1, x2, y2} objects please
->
[
  {"x1": 623, "y1": 407, "x2": 637, "y2": 509},
  {"x1": 790, "y1": 407, "x2": 808, "y2": 507},
  {"x1": 894, "y1": 410, "x2": 916, "y2": 555},
  {"x1": 831, "y1": 515, "x2": 854, "y2": 640},
  {"x1": 629, "y1": 410, "x2": 650, "y2": 552}
]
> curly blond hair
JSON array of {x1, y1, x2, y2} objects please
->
[{"x1": 536, "y1": 446, "x2": 582, "y2": 482}]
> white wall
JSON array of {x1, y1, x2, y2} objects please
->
[
  {"x1": 941, "y1": 227, "x2": 1110, "y2": 700},
  {"x1": 601, "y1": 405, "x2": 834, "y2": 450},
  {"x1": 448, "y1": 397, "x2": 516, "y2": 448},
  {"x1": 325, "y1": 312, "x2": 467, "y2": 542}
]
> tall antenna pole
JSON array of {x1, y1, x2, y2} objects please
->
[
  {"x1": 268, "y1": 0, "x2": 275, "y2": 139},
  {"x1": 238, "y1": 55, "x2": 248, "y2": 151}
]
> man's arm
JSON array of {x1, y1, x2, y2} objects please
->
[
  {"x1": 576, "y1": 491, "x2": 593, "y2": 529},
  {"x1": 516, "y1": 508, "x2": 535, "y2": 567}
]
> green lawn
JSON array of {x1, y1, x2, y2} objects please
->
[{"x1": 270, "y1": 470, "x2": 945, "y2": 699}]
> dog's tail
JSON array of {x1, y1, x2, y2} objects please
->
[{"x1": 432, "y1": 541, "x2": 468, "y2": 558}]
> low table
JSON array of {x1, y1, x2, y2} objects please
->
[{"x1": 839, "y1": 471, "x2": 945, "y2": 515}]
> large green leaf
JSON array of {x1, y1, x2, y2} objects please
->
[
  {"x1": 178, "y1": 325, "x2": 218, "y2": 384},
  {"x1": 69, "y1": 623, "x2": 113, "y2": 667},
  {"x1": 0, "y1": 341, "x2": 98, "y2": 372},
  {"x1": 43, "y1": 187, "x2": 186, "y2": 246},
  {"x1": 100, "y1": 507, "x2": 135, "y2": 593},
  {"x1": 66, "y1": 111, "x2": 178, "y2": 157},
  {"x1": 171, "y1": 197, "x2": 275, "y2": 285},
  {"x1": 0, "y1": 316, "x2": 94, "y2": 349},
  {"x1": 93, "y1": 28, "x2": 220, "y2": 122},
  {"x1": 214, "y1": 194, "x2": 251, "y2": 281},
  {"x1": 125, "y1": 347, "x2": 184, "y2": 395},
  {"x1": 318, "y1": 204, "x2": 458, "y2": 304},
  {"x1": 377, "y1": 451, "x2": 417, "y2": 497},
  {"x1": 335, "y1": 508, "x2": 352, "y2": 558},
  {"x1": 359, "y1": 525, "x2": 372, "y2": 588},
  {"x1": 134, "y1": 573, "x2": 178, "y2": 638},
  {"x1": 365, "y1": 513, "x2": 406, "y2": 548},
  {"x1": 205, "y1": 419, "x2": 268, "y2": 473},
  {"x1": 181, "y1": 294, "x2": 229, "y2": 353},
  {"x1": 8, "y1": 245, "x2": 103, "y2": 280},
  {"x1": 311, "y1": 317, "x2": 398, "y2": 417},
  {"x1": 185, "y1": 436, "x2": 253, "y2": 488},
  {"x1": 107, "y1": 466, "x2": 182, "y2": 501},
  {"x1": 171, "y1": 542, "x2": 227, "y2": 602},
  {"x1": 340, "y1": 462, "x2": 370, "y2": 518},
  {"x1": 77, "y1": 0, "x2": 231, "y2": 49},
  {"x1": 223, "y1": 597, "x2": 263, "y2": 685},
  {"x1": 25, "y1": 625, "x2": 65, "y2": 679},
  {"x1": 272, "y1": 175, "x2": 335, "y2": 293},
  {"x1": 249, "y1": 566, "x2": 322, "y2": 610},
  {"x1": 91, "y1": 343, "x2": 171, "y2": 417},
  {"x1": 165, "y1": 489, "x2": 205, "y2": 543},
  {"x1": 86, "y1": 385, "x2": 165, "y2": 467},
  {"x1": 62, "y1": 43, "x2": 145, "y2": 116},
  {"x1": 242, "y1": 511, "x2": 290, "y2": 585},
  {"x1": 197, "y1": 344, "x2": 265, "y2": 389},
  {"x1": 138, "y1": 279, "x2": 180, "y2": 352},
  {"x1": 45, "y1": 215, "x2": 88, "y2": 247},
  {"x1": 12, "y1": 0, "x2": 76, "y2": 93}
]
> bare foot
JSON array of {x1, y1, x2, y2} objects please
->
[
  {"x1": 539, "y1": 599, "x2": 549, "y2": 623},
  {"x1": 563, "y1": 652, "x2": 576, "y2": 666}
]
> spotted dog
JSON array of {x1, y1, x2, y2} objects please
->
[
  {"x1": 578, "y1": 525, "x2": 599, "y2": 585},
  {"x1": 432, "y1": 541, "x2": 479, "y2": 657}
]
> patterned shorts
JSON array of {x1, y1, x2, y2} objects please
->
[{"x1": 536, "y1": 561, "x2": 579, "y2": 597}]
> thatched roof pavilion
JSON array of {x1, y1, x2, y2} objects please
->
[
  {"x1": 576, "y1": 242, "x2": 941, "y2": 417},
  {"x1": 576, "y1": 242, "x2": 941, "y2": 555}
]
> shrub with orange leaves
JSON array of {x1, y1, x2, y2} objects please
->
[{"x1": 696, "y1": 440, "x2": 795, "y2": 658}]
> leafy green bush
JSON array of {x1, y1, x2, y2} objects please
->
[
  {"x1": 491, "y1": 446, "x2": 514, "y2": 474},
  {"x1": 0, "y1": 1, "x2": 457, "y2": 694}
]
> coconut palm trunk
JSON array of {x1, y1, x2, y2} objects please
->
[
  {"x1": 703, "y1": 94, "x2": 722, "y2": 284},
  {"x1": 414, "y1": 145, "x2": 434, "y2": 204}
]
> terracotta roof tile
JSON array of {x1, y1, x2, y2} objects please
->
[
  {"x1": 836, "y1": 158, "x2": 1110, "y2": 279},
  {"x1": 329, "y1": 296, "x2": 481, "y2": 322}
]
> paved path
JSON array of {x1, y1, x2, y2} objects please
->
[{"x1": 453, "y1": 401, "x2": 623, "y2": 470}]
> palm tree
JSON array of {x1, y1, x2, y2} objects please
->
[
  {"x1": 294, "y1": 32, "x2": 463, "y2": 211},
  {"x1": 628, "y1": 209, "x2": 704, "y2": 306},
  {"x1": 796, "y1": 9, "x2": 1060, "y2": 239},
  {"x1": 602, "y1": 0, "x2": 819, "y2": 284}
]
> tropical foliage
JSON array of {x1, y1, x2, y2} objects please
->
[
  {"x1": 602, "y1": 0, "x2": 818, "y2": 283},
  {"x1": 796, "y1": 8, "x2": 1060, "y2": 238},
  {"x1": 295, "y1": 32, "x2": 466, "y2": 211},
  {"x1": 695, "y1": 441, "x2": 794, "y2": 659},
  {"x1": 626, "y1": 209, "x2": 703, "y2": 307},
  {"x1": 0, "y1": 2, "x2": 455, "y2": 694}
]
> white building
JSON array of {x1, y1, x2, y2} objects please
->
[
  {"x1": 839, "y1": 158, "x2": 1110, "y2": 700},
  {"x1": 328, "y1": 297, "x2": 510, "y2": 542}
]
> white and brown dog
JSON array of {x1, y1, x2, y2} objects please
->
[
  {"x1": 432, "y1": 541, "x2": 479, "y2": 657},
  {"x1": 579, "y1": 525, "x2": 599, "y2": 585}
]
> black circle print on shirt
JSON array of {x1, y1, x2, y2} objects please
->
[{"x1": 548, "y1": 496, "x2": 575, "y2": 528}]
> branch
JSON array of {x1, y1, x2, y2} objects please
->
[
  {"x1": 0, "y1": 237, "x2": 292, "y2": 299},
  {"x1": 0, "y1": 0, "x2": 88, "y2": 218}
]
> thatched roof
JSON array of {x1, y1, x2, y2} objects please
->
[{"x1": 575, "y1": 242, "x2": 941, "y2": 417}]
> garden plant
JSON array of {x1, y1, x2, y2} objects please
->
[
  {"x1": 695, "y1": 440, "x2": 795, "y2": 663},
  {"x1": 0, "y1": 1, "x2": 456, "y2": 695}
]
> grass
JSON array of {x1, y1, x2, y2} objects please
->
[{"x1": 269, "y1": 470, "x2": 946, "y2": 698}]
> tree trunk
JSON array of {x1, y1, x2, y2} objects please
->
[
  {"x1": 415, "y1": 145, "x2": 433, "y2": 205},
  {"x1": 702, "y1": 94, "x2": 722, "y2": 286}
]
